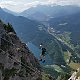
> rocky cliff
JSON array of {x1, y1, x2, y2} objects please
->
[{"x1": 0, "y1": 20, "x2": 42, "y2": 80}]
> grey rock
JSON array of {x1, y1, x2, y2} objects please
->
[{"x1": 0, "y1": 21, "x2": 42, "y2": 80}]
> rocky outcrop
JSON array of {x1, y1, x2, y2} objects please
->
[
  {"x1": 68, "y1": 68, "x2": 80, "y2": 80},
  {"x1": 0, "y1": 20, "x2": 42, "y2": 80}
]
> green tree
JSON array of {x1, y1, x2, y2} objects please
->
[{"x1": 3, "y1": 22, "x2": 16, "y2": 33}]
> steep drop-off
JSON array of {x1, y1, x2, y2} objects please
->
[{"x1": 0, "y1": 20, "x2": 43, "y2": 80}]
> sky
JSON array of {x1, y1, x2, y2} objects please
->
[{"x1": 0, "y1": 0, "x2": 80, "y2": 12}]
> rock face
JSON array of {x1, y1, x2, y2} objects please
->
[{"x1": 0, "y1": 20, "x2": 42, "y2": 80}]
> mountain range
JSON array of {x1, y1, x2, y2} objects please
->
[
  {"x1": 0, "y1": 5, "x2": 80, "y2": 64},
  {"x1": 19, "y1": 5, "x2": 80, "y2": 44},
  {"x1": 0, "y1": 5, "x2": 80, "y2": 79},
  {"x1": 0, "y1": 7, "x2": 66, "y2": 66},
  {"x1": 20, "y1": 5, "x2": 80, "y2": 21},
  {"x1": 2, "y1": 8, "x2": 18, "y2": 16}
]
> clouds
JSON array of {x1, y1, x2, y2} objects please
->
[
  {"x1": 0, "y1": 1, "x2": 17, "y2": 6},
  {"x1": 0, "y1": 0, "x2": 80, "y2": 12},
  {"x1": 0, "y1": 0, "x2": 50, "y2": 12},
  {"x1": 0, "y1": 0, "x2": 30, "y2": 12},
  {"x1": 49, "y1": 0, "x2": 80, "y2": 5}
]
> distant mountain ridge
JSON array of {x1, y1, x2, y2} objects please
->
[
  {"x1": 2, "y1": 8, "x2": 18, "y2": 16},
  {"x1": 27, "y1": 11, "x2": 49, "y2": 21},
  {"x1": 20, "y1": 5, "x2": 80, "y2": 21}
]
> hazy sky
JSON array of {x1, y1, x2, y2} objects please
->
[{"x1": 0, "y1": 0, "x2": 80, "y2": 12}]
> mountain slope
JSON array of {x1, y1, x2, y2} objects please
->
[
  {"x1": 0, "y1": 8, "x2": 44, "y2": 42},
  {"x1": 49, "y1": 11, "x2": 80, "y2": 44},
  {"x1": 0, "y1": 20, "x2": 42, "y2": 80}
]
